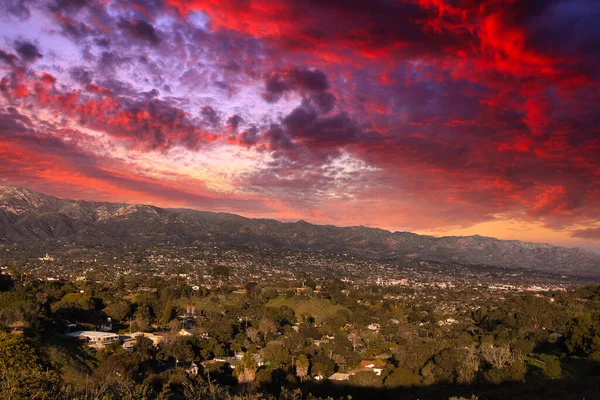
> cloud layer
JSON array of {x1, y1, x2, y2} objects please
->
[{"x1": 1, "y1": 0, "x2": 599, "y2": 248}]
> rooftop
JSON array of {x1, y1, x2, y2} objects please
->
[{"x1": 65, "y1": 331, "x2": 119, "y2": 339}]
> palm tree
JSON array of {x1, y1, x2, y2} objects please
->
[{"x1": 296, "y1": 354, "x2": 309, "y2": 382}]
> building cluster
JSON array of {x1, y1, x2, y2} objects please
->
[{"x1": 0, "y1": 242, "x2": 580, "y2": 294}]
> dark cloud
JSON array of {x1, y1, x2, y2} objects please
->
[
  {"x1": 47, "y1": 0, "x2": 115, "y2": 44},
  {"x1": 571, "y1": 227, "x2": 600, "y2": 240},
  {"x1": 255, "y1": 106, "x2": 365, "y2": 159},
  {"x1": 224, "y1": 60, "x2": 241, "y2": 72},
  {"x1": 98, "y1": 51, "x2": 129, "y2": 73},
  {"x1": 263, "y1": 67, "x2": 330, "y2": 103},
  {"x1": 227, "y1": 114, "x2": 244, "y2": 131},
  {"x1": 93, "y1": 37, "x2": 111, "y2": 47},
  {"x1": 308, "y1": 92, "x2": 336, "y2": 113},
  {"x1": 112, "y1": 0, "x2": 168, "y2": 16},
  {"x1": 1, "y1": 0, "x2": 31, "y2": 19},
  {"x1": 94, "y1": 78, "x2": 136, "y2": 96},
  {"x1": 69, "y1": 66, "x2": 93, "y2": 85},
  {"x1": 263, "y1": 124, "x2": 295, "y2": 151},
  {"x1": 118, "y1": 19, "x2": 160, "y2": 45},
  {"x1": 0, "y1": 107, "x2": 32, "y2": 133},
  {"x1": 60, "y1": 19, "x2": 96, "y2": 40},
  {"x1": 200, "y1": 105, "x2": 220, "y2": 127},
  {"x1": 50, "y1": 0, "x2": 87, "y2": 12},
  {"x1": 526, "y1": 0, "x2": 600, "y2": 53},
  {"x1": 259, "y1": 88, "x2": 363, "y2": 155},
  {"x1": 213, "y1": 81, "x2": 238, "y2": 97},
  {"x1": 144, "y1": 88, "x2": 160, "y2": 98},
  {"x1": 289, "y1": 68, "x2": 329, "y2": 91},
  {"x1": 263, "y1": 74, "x2": 289, "y2": 102},
  {"x1": 282, "y1": 104, "x2": 318, "y2": 129},
  {"x1": 0, "y1": 50, "x2": 18, "y2": 67},
  {"x1": 213, "y1": 81, "x2": 229, "y2": 90},
  {"x1": 284, "y1": 109, "x2": 362, "y2": 146},
  {"x1": 14, "y1": 41, "x2": 42, "y2": 62},
  {"x1": 525, "y1": 0, "x2": 600, "y2": 78},
  {"x1": 238, "y1": 125, "x2": 259, "y2": 146}
]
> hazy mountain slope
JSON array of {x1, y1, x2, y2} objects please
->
[{"x1": 1, "y1": 186, "x2": 599, "y2": 276}]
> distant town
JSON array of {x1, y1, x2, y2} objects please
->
[{"x1": 1, "y1": 242, "x2": 581, "y2": 294}]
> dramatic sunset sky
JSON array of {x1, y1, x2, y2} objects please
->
[{"x1": 1, "y1": 0, "x2": 599, "y2": 249}]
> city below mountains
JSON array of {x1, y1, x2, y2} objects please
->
[{"x1": 1, "y1": 185, "x2": 599, "y2": 278}]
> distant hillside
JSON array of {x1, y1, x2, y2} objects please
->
[{"x1": 1, "y1": 186, "x2": 599, "y2": 277}]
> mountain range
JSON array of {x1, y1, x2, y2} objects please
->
[{"x1": 1, "y1": 185, "x2": 599, "y2": 277}]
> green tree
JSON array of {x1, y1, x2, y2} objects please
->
[
  {"x1": 104, "y1": 300, "x2": 131, "y2": 322},
  {"x1": 161, "y1": 297, "x2": 175, "y2": 326},
  {"x1": 164, "y1": 337, "x2": 195, "y2": 363},
  {"x1": 565, "y1": 313, "x2": 600, "y2": 359},
  {"x1": 262, "y1": 342, "x2": 289, "y2": 367},
  {"x1": 311, "y1": 352, "x2": 335, "y2": 378},
  {"x1": 384, "y1": 367, "x2": 420, "y2": 387},
  {"x1": 538, "y1": 354, "x2": 562, "y2": 379},
  {"x1": 0, "y1": 331, "x2": 59, "y2": 399},
  {"x1": 432, "y1": 347, "x2": 462, "y2": 383},
  {"x1": 132, "y1": 336, "x2": 156, "y2": 362},
  {"x1": 134, "y1": 303, "x2": 154, "y2": 331},
  {"x1": 349, "y1": 370, "x2": 383, "y2": 387},
  {"x1": 51, "y1": 292, "x2": 94, "y2": 321}
]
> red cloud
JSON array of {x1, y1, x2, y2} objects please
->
[
  {"x1": 0, "y1": 109, "x2": 270, "y2": 215},
  {"x1": 1, "y1": 68, "x2": 216, "y2": 152},
  {"x1": 168, "y1": 0, "x2": 592, "y2": 86}
]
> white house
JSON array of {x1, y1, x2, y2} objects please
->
[
  {"x1": 328, "y1": 372, "x2": 350, "y2": 381},
  {"x1": 367, "y1": 323, "x2": 381, "y2": 331},
  {"x1": 65, "y1": 331, "x2": 119, "y2": 348},
  {"x1": 122, "y1": 332, "x2": 166, "y2": 351}
]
